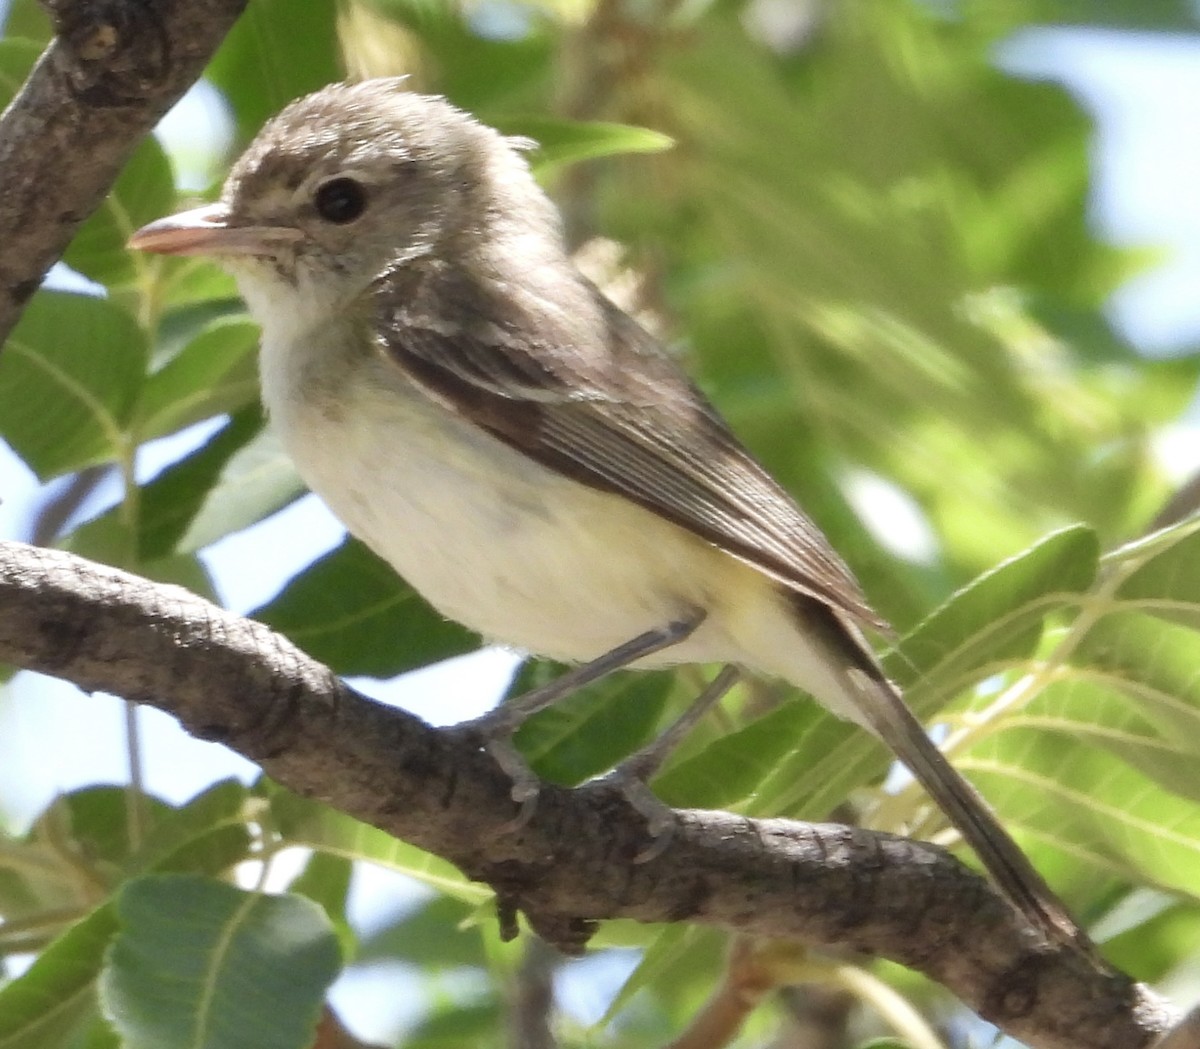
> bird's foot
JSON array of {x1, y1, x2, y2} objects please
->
[{"x1": 599, "y1": 665, "x2": 742, "y2": 861}]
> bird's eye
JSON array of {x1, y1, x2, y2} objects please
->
[{"x1": 314, "y1": 178, "x2": 367, "y2": 224}]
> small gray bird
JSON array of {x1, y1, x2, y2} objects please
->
[{"x1": 131, "y1": 79, "x2": 1077, "y2": 945}]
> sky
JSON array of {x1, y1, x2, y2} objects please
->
[{"x1": 2, "y1": 20, "x2": 1200, "y2": 1043}]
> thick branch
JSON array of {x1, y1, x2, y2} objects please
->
[
  {"x1": 0, "y1": 0, "x2": 246, "y2": 343},
  {"x1": 0, "y1": 540, "x2": 1171, "y2": 1048}
]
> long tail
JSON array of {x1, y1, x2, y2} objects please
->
[
  {"x1": 853, "y1": 665, "x2": 1084, "y2": 948},
  {"x1": 800, "y1": 601, "x2": 1086, "y2": 950}
]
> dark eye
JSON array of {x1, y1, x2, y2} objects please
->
[{"x1": 314, "y1": 178, "x2": 367, "y2": 224}]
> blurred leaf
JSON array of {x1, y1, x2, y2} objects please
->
[
  {"x1": 124, "y1": 779, "x2": 254, "y2": 877},
  {"x1": 63, "y1": 137, "x2": 175, "y2": 289},
  {"x1": 1112, "y1": 520, "x2": 1200, "y2": 630},
  {"x1": 0, "y1": 38, "x2": 41, "y2": 104},
  {"x1": 1, "y1": 0, "x2": 51, "y2": 41},
  {"x1": 269, "y1": 791, "x2": 489, "y2": 905},
  {"x1": 1103, "y1": 898, "x2": 1200, "y2": 982},
  {"x1": 634, "y1": 2, "x2": 1163, "y2": 594},
  {"x1": 0, "y1": 293, "x2": 147, "y2": 480},
  {"x1": 206, "y1": 0, "x2": 342, "y2": 143},
  {"x1": 175, "y1": 425, "x2": 305, "y2": 553},
  {"x1": 965, "y1": 726, "x2": 1200, "y2": 900},
  {"x1": 600, "y1": 924, "x2": 723, "y2": 1025},
  {"x1": 33, "y1": 788, "x2": 174, "y2": 884},
  {"x1": 136, "y1": 405, "x2": 265, "y2": 560},
  {"x1": 101, "y1": 875, "x2": 340, "y2": 1049},
  {"x1": 513, "y1": 667, "x2": 674, "y2": 784},
  {"x1": 287, "y1": 851, "x2": 357, "y2": 962},
  {"x1": 252, "y1": 537, "x2": 477, "y2": 677},
  {"x1": 362, "y1": 0, "x2": 553, "y2": 113},
  {"x1": 496, "y1": 117, "x2": 674, "y2": 178},
  {"x1": 73, "y1": 1015, "x2": 121, "y2": 1049},
  {"x1": 358, "y1": 894, "x2": 484, "y2": 967},
  {"x1": 0, "y1": 905, "x2": 119, "y2": 1049},
  {"x1": 981, "y1": 0, "x2": 1200, "y2": 31},
  {"x1": 10, "y1": 782, "x2": 252, "y2": 915},
  {"x1": 63, "y1": 503, "x2": 219, "y2": 592},
  {"x1": 403, "y1": 1001, "x2": 502, "y2": 1048},
  {"x1": 150, "y1": 290, "x2": 246, "y2": 363},
  {"x1": 652, "y1": 699, "x2": 821, "y2": 810},
  {"x1": 134, "y1": 317, "x2": 260, "y2": 443},
  {"x1": 890, "y1": 525, "x2": 1099, "y2": 693}
]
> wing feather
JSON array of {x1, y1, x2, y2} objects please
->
[{"x1": 372, "y1": 260, "x2": 887, "y2": 631}]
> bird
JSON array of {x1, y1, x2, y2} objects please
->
[{"x1": 130, "y1": 78, "x2": 1079, "y2": 947}]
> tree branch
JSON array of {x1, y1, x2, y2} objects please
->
[
  {"x1": 0, "y1": 0, "x2": 246, "y2": 344},
  {"x1": 0, "y1": 540, "x2": 1172, "y2": 1049}
]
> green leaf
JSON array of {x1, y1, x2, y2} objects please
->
[
  {"x1": 747, "y1": 704, "x2": 880, "y2": 821},
  {"x1": 890, "y1": 525, "x2": 1100, "y2": 698},
  {"x1": 269, "y1": 791, "x2": 489, "y2": 905},
  {"x1": 0, "y1": 292, "x2": 147, "y2": 479},
  {"x1": 251, "y1": 537, "x2": 477, "y2": 677},
  {"x1": 0, "y1": 39, "x2": 41, "y2": 106},
  {"x1": 175, "y1": 425, "x2": 305, "y2": 554},
  {"x1": 134, "y1": 317, "x2": 261, "y2": 443},
  {"x1": 73, "y1": 1014, "x2": 121, "y2": 1049},
  {"x1": 496, "y1": 117, "x2": 674, "y2": 177},
  {"x1": 0, "y1": 905, "x2": 119, "y2": 1049},
  {"x1": 63, "y1": 502, "x2": 220, "y2": 591},
  {"x1": 13, "y1": 782, "x2": 251, "y2": 905},
  {"x1": 513, "y1": 667, "x2": 673, "y2": 784},
  {"x1": 1102, "y1": 898, "x2": 1200, "y2": 983},
  {"x1": 1112, "y1": 521, "x2": 1200, "y2": 630},
  {"x1": 286, "y1": 852, "x2": 357, "y2": 961},
  {"x1": 1074, "y1": 612, "x2": 1200, "y2": 758},
  {"x1": 100, "y1": 875, "x2": 341, "y2": 1049},
  {"x1": 62, "y1": 136, "x2": 176, "y2": 289},
  {"x1": 125, "y1": 780, "x2": 255, "y2": 877},
  {"x1": 599, "y1": 924, "x2": 722, "y2": 1026},
  {"x1": 206, "y1": 0, "x2": 343, "y2": 143},
  {"x1": 363, "y1": 0, "x2": 553, "y2": 115},
  {"x1": 136, "y1": 406, "x2": 266, "y2": 560},
  {"x1": 964, "y1": 727, "x2": 1200, "y2": 902},
  {"x1": 714, "y1": 531, "x2": 1100, "y2": 826},
  {"x1": 652, "y1": 699, "x2": 821, "y2": 811},
  {"x1": 404, "y1": 1002, "x2": 502, "y2": 1048},
  {"x1": 1013, "y1": 672, "x2": 1200, "y2": 815},
  {"x1": 33, "y1": 788, "x2": 174, "y2": 882},
  {"x1": 150, "y1": 295, "x2": 247, "y2": 367},
  {"x1": 358, "y1": 895, "x2": 484, "y2": 968}
]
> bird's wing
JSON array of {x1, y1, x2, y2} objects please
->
[{"x1": 371, "y1": 262, "x2": 887, "y2": 631}]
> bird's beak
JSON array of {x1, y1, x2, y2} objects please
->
[{"x1": 129, "y1": 203, "x2": 303, "y2": 257}]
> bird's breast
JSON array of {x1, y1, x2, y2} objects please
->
[{"x1": 257, "y1": 323, "x2": 757, "y2": 667}]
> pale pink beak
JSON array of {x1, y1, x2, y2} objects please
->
[{"x1": 129, "y1": 203, "x2": 303, "y2": 257}]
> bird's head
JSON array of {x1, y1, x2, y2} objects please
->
[{"x1": 131, "y1": 80, "x2": 557, "y2": 320}]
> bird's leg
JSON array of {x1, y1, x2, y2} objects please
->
[
  {"x1": 601, "y1": 664, "x2": 742, "y2": 861},
  {"x1": 459, "y1": 611, "x2": 707, "y2": 821}
]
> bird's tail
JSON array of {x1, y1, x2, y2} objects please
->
[
  {"x1": 850, "y1": 664, "x2": 1084, "y2": 949},
  {"x1": 791, "y1": 598, "x2": 1087, "y2": 950}
]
